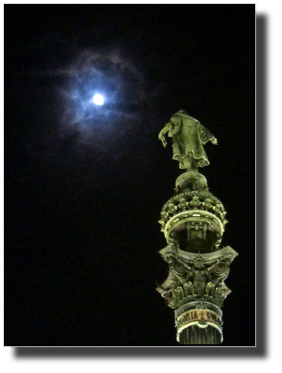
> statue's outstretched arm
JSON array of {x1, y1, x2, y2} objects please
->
[
  {"x1": 199, "y1": 123, "x2": 218, "y2": 145},
  {"x1": 159, "y1": 123, "x2": 170, "y2": 148}
]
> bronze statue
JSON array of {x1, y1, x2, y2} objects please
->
[{"x1": 159, "y1": 110, "x2": 217, "y2": 171}]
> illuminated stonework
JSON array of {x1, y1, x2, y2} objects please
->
[{"x1": 157, "y1": 111, "x2": 238, "y2": 345}]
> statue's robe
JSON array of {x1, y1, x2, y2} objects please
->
[{"x1": 166, "y1": 113, "x2": 215, "y2": 169}]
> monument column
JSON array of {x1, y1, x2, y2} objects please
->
[{"x1": 157, "y1": 110, "x2": 238, "y2": 345}]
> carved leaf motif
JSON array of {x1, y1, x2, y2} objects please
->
[{"x1": 193, "y1": 271, "x2": 206, "y2": 297}]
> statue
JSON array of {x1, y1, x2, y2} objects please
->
[{"x1": 159, "y1": 110, "x2": 217, "y2": 171}]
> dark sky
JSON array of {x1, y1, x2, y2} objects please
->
[{"x1": 5, "y1": 4, "x2": 255, "y2": 347}]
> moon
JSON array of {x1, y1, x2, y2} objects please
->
[{"x1": 93, "y1": 94, "x2": 104, "y2": 106}]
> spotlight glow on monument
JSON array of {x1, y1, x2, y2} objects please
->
[{"x1": 93, "y1": 94, "x2": 104, "y2": 106}]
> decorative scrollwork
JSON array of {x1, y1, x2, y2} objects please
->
[
  {"x1": 173, "y1": 261, "x2": 186, "y2": 275},
  {"x1": 212, "y1": 262, "x2": 228, "y2": 276}
]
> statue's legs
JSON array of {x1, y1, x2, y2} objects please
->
[
  {"x1": 172, "y1": 141, "x2": 198, "y2": 172},
  {"x1": 172, "y1": 143, "x2": 182, "y2": 162},
  {"x1": 182, "y1": 157, "x2": 198, "y2": 173}
]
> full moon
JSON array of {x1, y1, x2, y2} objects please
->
[{"x1": 93, "y1": 94, "x2": 104, "y2": 106}]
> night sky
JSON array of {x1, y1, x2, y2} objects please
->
[{"x1": 5, "y1": 4, "x2": 255, "y2": 347}]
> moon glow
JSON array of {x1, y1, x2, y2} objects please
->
[{"x1": 93, "y1": 94, "x2": 104, "y2": 106}]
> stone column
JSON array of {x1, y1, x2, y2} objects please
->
[{"x1": 156, "y1": 172, "x2": 238, "y2": 345}]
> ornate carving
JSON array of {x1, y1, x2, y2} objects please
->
[
  {"x1": 156, "y1": 246, "x2": 238, "y2": 309},
  {"x1": 174, "y1": 301, "x2": 224, "y2": 343},
  {"x1": 158, "y1": 190, "x2": 228, "y2": 254},
  {"x1": 194, "y1": 271, "x2": 206, "y2": 297},
  {"x1": 159, "y1": 190, "x2": 228, "y2": 230},
  {"x1": 206, "y1": 282, "x2": 215, "y2": 297}
]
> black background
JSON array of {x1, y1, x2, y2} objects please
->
[{"x1": 5, "y1": 4, "x2": 255, "y2": 347}]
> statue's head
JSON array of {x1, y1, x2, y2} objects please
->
[{"x1": 175, "y1": 110, "x2": 188, "y2": 116}]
